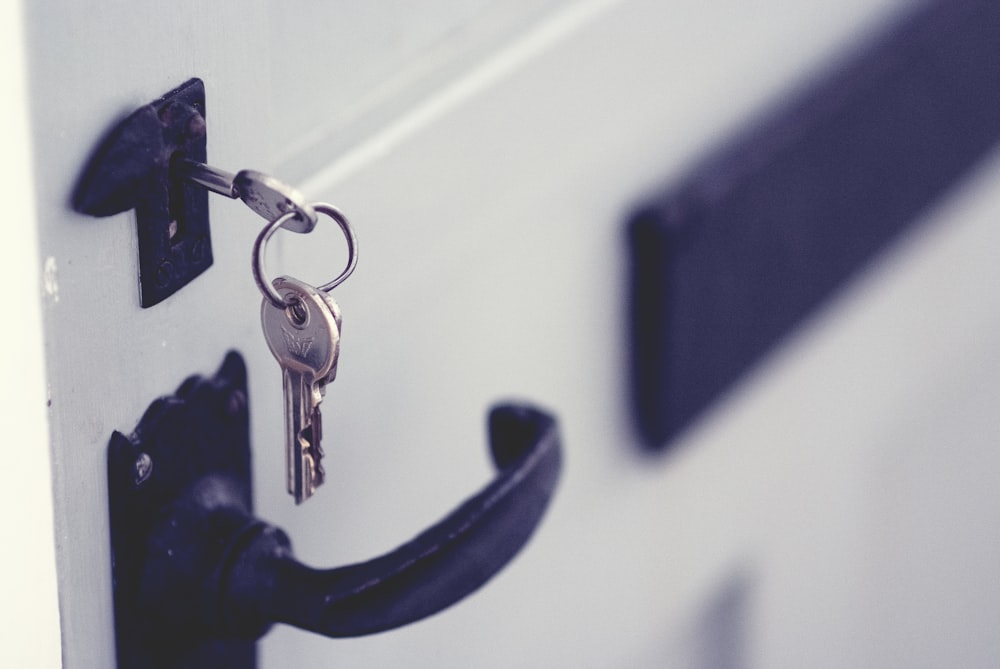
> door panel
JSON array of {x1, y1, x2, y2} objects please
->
[
  {"x1": 23, "y1": 3, "x2": 272, "y2": 666},
  {"x1": 267, "y1": 0, "x2": 567, "y2": 180}
]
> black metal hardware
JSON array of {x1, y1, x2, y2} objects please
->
[
  {"x1": 628, "y1": 0, "x2": 1000, "y2": 448},
  {"x1": 108, "y1": 352, "x2": 562, "y2": 668},
  {"x1": 73, "y1": 78, "x2": 211, "y2": 307}
]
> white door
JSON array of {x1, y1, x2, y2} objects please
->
[{"x1": 8, "y1": 0, "x2": 1000, "y2": 667}]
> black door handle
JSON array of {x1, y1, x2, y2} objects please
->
[{"x1": 108, "y1": 352, "x2": 562, "y2": 668}]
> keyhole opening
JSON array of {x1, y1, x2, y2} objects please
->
[{"x1": 167, "y1": 152, "x2": 187, "y2": 247}]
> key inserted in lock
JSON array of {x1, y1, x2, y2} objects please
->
[
  {"x1": 175, "y1": 159, "x2": 319, "y2": 233},
  {"x1": 73, "y1": 78, "x2": 330, "y2": 307}
]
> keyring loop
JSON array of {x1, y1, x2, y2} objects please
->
[{"x1": 252, "y1": 202, "x2": 358, "y2": 308}]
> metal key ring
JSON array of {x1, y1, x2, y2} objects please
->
[{"x1": 253, "y1": 202, "x2": 358, "y2": 308}]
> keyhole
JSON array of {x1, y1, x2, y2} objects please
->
[{"x1": 167, "y1": 152, "x2": 187, "y2": 247}]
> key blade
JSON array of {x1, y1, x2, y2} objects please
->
[
  {"x1": 282, "y1": 369, "x2": 317, "y2": 504},
  {"x1": 286, "y1": 373, "x2": 327, "y2": 504},
  {"x1": 283, "y1": 369, "x2": 304, "y2": 500},
  {"x1": 308, "y1": 401, "x2": 325, "y2": 488},
  {"x1": 294, "y1": 426, "x2": 317, "y2": 504},
  {"x1": 295, "y1": 403, "x2": 325, "y2": 504}
]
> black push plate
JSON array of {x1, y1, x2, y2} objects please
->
[
  {"x1": 73, "y1": 78, "x2": 213, "y2": 307},
  {"x1": 629, "y1": 0, "x2": 1000, "y2": 448}
]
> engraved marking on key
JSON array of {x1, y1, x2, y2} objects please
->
[{"x1": 261, "y1": 276, "x2": 341, "y2": 503}]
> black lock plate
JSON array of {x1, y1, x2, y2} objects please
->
[{"x1": 73, "y1": 78, "x2": 213, "y2": 307}]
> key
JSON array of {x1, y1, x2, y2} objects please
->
[
  {"x1": 261, "y1": 276, "x2": 343, "y2": 503},
  {"x1": 177, "y1": 158, "x2": 319, "y2": 233}
]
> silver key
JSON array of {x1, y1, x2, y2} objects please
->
[{"x1": 261, "y1": 276, "x2": 342, "y2": 504}]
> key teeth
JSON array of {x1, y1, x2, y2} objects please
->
[
  {"x1": 295, "y1": 414, "x2": 324, "y2": 503},
  {"x1": 310, "y1": 403, "x2": 324, "y2": 488},
  {"x1": 312, "y1": 448, "x2": 325, "y2": 487},
  {"x1": 302, "y1": 458, "x2": 315, "y2": 504}
]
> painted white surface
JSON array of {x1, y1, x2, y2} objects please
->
[
  {"x1": 269, "y1": 0, "x2": 569, "y2": 181},
  {"x1": 19, "y1": 0, "x2": 1000, "y2": 667}
]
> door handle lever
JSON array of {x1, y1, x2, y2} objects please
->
[{"x1": 108, "y1": 352, "x2": 561, "y2": 668}]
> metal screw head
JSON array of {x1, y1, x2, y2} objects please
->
[
  {"x1": 134, "y1": 452, "x2": 154, "y2": 485},
  {"x1": 155, "y1": 260, "x2": 175, "y2": 288}
]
